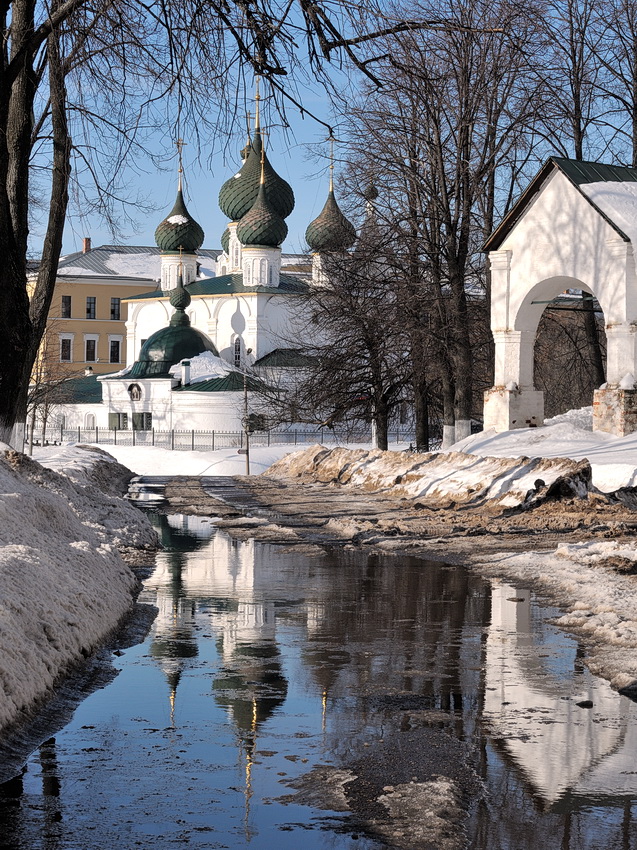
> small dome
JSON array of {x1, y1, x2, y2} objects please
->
[
  {"x1": 218, "y1": 129, "x2": 294, "y2": 222},
  {"x1": 221, "y1": 227, "x2": 230, "y2": 254},
  {"x1": 362, "y1": 182, "x2": 379, "y2": 202},
  {"x1": 236, "y1": 182, "x2": 288, "y2": 247},
  {"x1": 305, "y1": 190, "x2": 356, "y2": 252},
  {"x1": 129, "y1": 277, "x2": 218, "y2": 378},
  {"x1": 155, "y1": 189, "x2": 204, "y2": 253}
]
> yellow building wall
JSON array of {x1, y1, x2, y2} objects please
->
[{"x1": 39, "y1": 277, "x2": 157, "y2": 376}]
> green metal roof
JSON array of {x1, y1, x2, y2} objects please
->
[
  {"x1": 551, "y1": 157, "x2": 637, "y2": 185},
  {"x1": 155, "y1": 189, "x2": 205, "y2": 253},
  {"x1": 45, "y1": 374, "x2": 103, "y2": 404},
  {"x1": 123, "y1": 272, "x2": 309, "y2": 302},
  {"x1": 174, "y1": 371, "x2": 268, "y2": 393},
  {"x1": 305, "y1": 189, "x2": 356, "y2": 252},
  {"x1": 484, "y1": 156, "x2": 637, "y2": 251},
  {"x1": 253, "y1": 348, "x2": 313, "y2": 368}
]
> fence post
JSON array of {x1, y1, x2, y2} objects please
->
[
  {"x1": 240, "y1": 429, "x2": 243, "y2": 449},
  {"x1": 77, "y1": 426, "x2": 80, "y2": 443},
  {"x1": 212, "y1": 430, "x2": 215, "y2": 451},
  {"x1": 114, "y1": 427, "x2": 117, "y2": 445},
  {"x1": 192, "y1": 429, "x2": 195, "y2": 451},
  {"x1": 171, "y1": 429, "x2": 175, "y2": 451},
  {"x1": 95, "y1": 426, "x2": 98, "y2": 444},
  {"x1": 294, "y1": 430, "x2": 297, "y2": 445},
  {"x1": 132, "y1": 428, "x2": 136, "y2": 446},
  {"x1": 152, "y1": 428, "x2": 155, "y2": 447},
  {"x1": 268, "y1": 430, "x2": 270, "y2": 447},
  {"x1": 60, "y1": 424, "x2": 63, "y2": 442}
]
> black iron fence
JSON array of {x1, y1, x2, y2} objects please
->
[{"x1": 26, "y1": 425, "x2": 417, "y2": 451}]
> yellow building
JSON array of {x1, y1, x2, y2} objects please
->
[{"x1": 35, "y1": 242, "x2": 218, "y2": 377}]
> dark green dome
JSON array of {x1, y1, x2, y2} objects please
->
[
  {"x1": 155, "y1": 189, "x2": 205, "y2": 253},
  {"x1": 305, "y1": 189, "x2": 356, "y2": 252},
  {"x1": 129, "y1": 277, "x2": 218, "y2": 378},
  {"x1": 221, "y1": 227, "x2": 230, "y2": 254},
  {"x1": 218, "y1": 128, "x2": 294, "y2": 222},
  {"x1": 236, "y1": 182, "x2": 288, "y2": 247}
]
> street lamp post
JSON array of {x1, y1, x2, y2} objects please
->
[{"x1": 243, "y1": 347, "x2": 253, "y2": 475}]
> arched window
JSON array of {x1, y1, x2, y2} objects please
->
[
  {"x1": 85, "y1": 413, "x2": 96, "y2": 429},
  {"x1": 245, "y1": 263, "x2": 251, "y2": 285},
  {"x1": 269, "y1": 264, "x2": 273, "y2": 285},
  {"x1": 221, "y1": 265, "x2": 227, "y2": 276},
  {"x1": 234, "y1": 337, "x2": 242, "y2": 367},
  {"x1": 259, "y1": 258, "x2": 267, "y2": 285},
  {"x1": 233, "y1": 245, "x2": 240, "y2": 268}
]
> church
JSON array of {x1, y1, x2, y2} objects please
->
[{"x1": 51, "y1": 104, "x2": 357, "y2": 435}]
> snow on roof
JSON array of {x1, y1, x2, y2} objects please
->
[
  {"x1": 578, "y1": 181, "x2": 637, "y2": 245},
  {"x1": 169, "y1": 350, "x2": 233, "y2": 383}
]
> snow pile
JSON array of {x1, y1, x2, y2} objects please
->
[
  {"x1": 0, "y1": 446, "x2": 155, "y2": 733},
  {"x1": 452, "y1": 412, "x2": 637, "y2": 492},
  {"x1": 265, "y1": 445, "x2": 593, "y2": 508},
  {"x1": 26, "y1": 447, "x2": 157, "y2": 549},
  {"x1": 166, "y1": 214, "x2": 189, "y2": 225},
  {"x1": 168, "y1": 350, "x2": 233, "y2": 383}
]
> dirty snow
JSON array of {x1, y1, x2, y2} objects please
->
[
  {"x1": 0, "y1": 445, "x2": 156, "y2": 734},
  {"x1": 453, "y1": 406, "x2": 637, "y2": 492},
  {"x1": 265, "y1": 444, "x2": 591, "y2": 508}
]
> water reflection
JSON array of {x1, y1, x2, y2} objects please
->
[
  {"x1": 483, "y1": 582, "x2": 637, "y2": 806},
  {"x1": 1, "y1": 513, "x2": 637, "y2": 848}
]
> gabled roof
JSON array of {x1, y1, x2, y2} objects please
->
[
  {"x1": 484, "y1": 157, "x2": 637, "y2": 252},
  {"x1": 57, "y1": 245, "x2": 221, "y2": 279},
  {"x1": 123, "y1": 272, "x2": 309, "y2": 302},
  {"x1": 253, "y1": 348, "x2": 314, "y2": 368}
]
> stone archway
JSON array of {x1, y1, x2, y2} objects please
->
[{"x1": 484, "y1": 241, "x2": 637, "y2": 436}]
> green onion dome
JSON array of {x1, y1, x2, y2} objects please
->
[
  {"x1": 155, "y1": 189, "x2": 205, "y2": 253},
  {"x1": 221, "y1": 227, "x2": 230, "y2": 254},
  {"x1": 218, "y1": 129, "x2": 294, "y2": 222},
  {"x1": 305, "y1": 189, "x2": 356, "y2": 252},
  {"x1": 236, "y1": 182, "x2": 288, "y2": 247},
  {"x1": 128, "y1": 276, "x2": 218, "y2": 378}
]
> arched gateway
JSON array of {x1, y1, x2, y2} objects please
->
[{"x1": 484, "y1": 157, "x2": 637, "y2": 436}]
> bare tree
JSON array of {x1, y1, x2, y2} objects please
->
[{"x1": 1, "y1": 0, "x2": 467, "y2": 447}]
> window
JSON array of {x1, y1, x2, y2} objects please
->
[
  {"x1": 85, "y1": 338, "x2": 97, "y2": 361},
  {"x1": 259, "y1": 258, "x2": 267, "y2": 285},
  {"x1": 86, "y1": 296, "x2": 96, "y2": 319},
  {"x1": 132, "y1": 412, "x2": 152, "y2": 431},
  {"x1": 61, "y1": 295, "x2": 71, "y2": 318},
  {"x1": 245, "y1": 264, "x2": 251, "y2": 285},
  {"x1": 110, "y1": 339, "x2": 121, "y2": 363},
  {"x1": 110, "y1": 297, "x2": 121, "y2": 320},
  {"x1": 234, "y1": 337, "x2": 242, "y2": 367},
  {"x1": 128, "y1": 383, "x2": 142, "y2": 401},
  {"x1": 85, "y1": 413, "x2": 96, "y2": 429},
  {"x1": 60, "y1": 338, "x2": 72, "y2": 362},
  {"x1": 108, "y1": 412, "x2": 128, "y2": 430}
]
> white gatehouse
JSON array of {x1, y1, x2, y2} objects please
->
[{"x1": 484, "y1": 157, "x2": 637, "y2": 436}]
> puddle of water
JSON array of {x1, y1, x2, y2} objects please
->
[{"x1": 1, "y1": 512, "x2": 637, "y2": 849}]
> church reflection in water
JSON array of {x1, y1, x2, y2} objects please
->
[{"x1": 144, "y1": 514, "x2": 637, "y2": 837}]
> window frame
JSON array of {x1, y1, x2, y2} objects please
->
[{"x1": 86, "y1": 296, "x2": 96, "y2": 319}]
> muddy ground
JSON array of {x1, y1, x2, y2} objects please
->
[{"x1": 158, "y1": 474, "x2": 637, "y2": 563}]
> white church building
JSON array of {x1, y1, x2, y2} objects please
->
[{"x1": 51, "y1": 109, "x2": 356, "y2": 435}]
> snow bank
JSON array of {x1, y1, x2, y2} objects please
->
[
  {"x1": 266, "y1": 445, "x2": 593, "y2": 508},
  {"x1": 0, "y1": 447, "x2": 156, "y2": 734},
  {"x1": 451, "y1": 408, "x2": 637, "y2": 492}
]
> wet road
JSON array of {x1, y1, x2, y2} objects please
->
[{"x1": 1, "y1": 512, "x2": 637, "y2": 848}]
